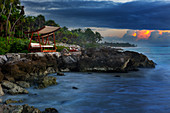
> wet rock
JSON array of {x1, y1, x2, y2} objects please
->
[
  {"x1": 0, "y1": 55, "x2": 7, "y2": 66},
  {"x1": 72, "y1": 86, "x2": 78, "y2": 89},
  {"x1": 43, "y1": 108, "x2": 59, "y2": 113},
  {"x1": 22, "y1": 104, "x2": 41, "y2": 113},
  {"x1": 114, "y1": 75, "x2": 121, "y2": 77},
  {"x1": 4, "y1": 75, "x2": 15, "y2": 82},
  {"x1": 38, "y1": 76, "x2": 57, "y2": 89},
  {"x1": 0, "y1": 69, "x2": 4, "y2": 82},
  {"x1": 78, "y1": 48, "x2": 155, "y2": 72},
  {"x1": 57, "y1": 72, "x2": 65, "y2": 76},
  {"x1": 2, "y1": 80, "x2": 28, "y2": 95},
  {"x1": 16, "y1": 81, "x2": 30, "y2": 88},
  {"x1": 1, "y1": 104, "x2": 23, "y2": 113},
  {"x1": 0, "y1": 84, "x2": 4, "y2": 96},
  {"x1": 5, "y1": 99, "x2": 23, "y2": 104}
]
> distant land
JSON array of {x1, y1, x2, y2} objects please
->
[{"x1": 101, "y1": 42, "x2": 137, "y2": 47}]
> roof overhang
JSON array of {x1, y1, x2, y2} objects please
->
[{"x1": 24, "y1": 26, "x2": 61, "y2": 36}]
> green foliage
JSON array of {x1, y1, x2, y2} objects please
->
[
  {"x1": 56, "y1": 46, "x2": 69, "y2": 52},
  {"x1": 0, "y1": 37, "x2": 29, "y2": 54},
  {"x1": 9, "y1": 38, "x2": 29, "y2": 53},
  {"x1": 45, "y1": 20, "x2": 60, "y2": 27},
  {"x1": 0, "y1": 41, "x2": 10, "y2": 55}
]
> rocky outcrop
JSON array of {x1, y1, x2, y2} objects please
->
[
  {"x1": 37, "y1": 76, "x2": 57, "y2": 89},
  {"x1": 0, "y1": 48, "x2": 155, "y2": 95},
  {"x1": 0, "y1": 84, "x2": 4, "y2": 96},
  {"x1": 0, "y1": 69, "x2": 4, "y2": 82},
  {"x1": 59, "y1": 47, "x2": 155, "y2": 72},
  {"x1": 0, "y1": 104, "x2": 41, "y2": 113},
  {"x1": 42, "y1": 108, "x2": 59, "y2": 113},
  {"x1": 2, "y1": 80, "x2": 28, "y2": 95},
  {"x1": 0, "y1": 104, "x2": 60, "y2": 113},
  {"x1": 16, "y1": 81, "x2": 30, "y2": 88},
  {"x1": 5, "y1": 99, "x2": 23, "y2": 104}
]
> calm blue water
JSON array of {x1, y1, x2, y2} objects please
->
[{"x1": 2, "y1": 47, "x2": 170, "y2": 113}]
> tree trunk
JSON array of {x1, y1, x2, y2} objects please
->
[
  {"x1": 0, "y1": 0, "x2": 6, "y2": 17},
  {"x1": 6, "y1": 2, "x2": 13, "y2": 38}
]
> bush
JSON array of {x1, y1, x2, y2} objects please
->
[
  {"x1": 9, "y1": 39, "x2": 30, "y2": 53},
  {"x1": 0, "y1": 40, "x2": 10, "y2": 55},
  {"x1": 56, "y1": 46, "x2": 70, "y2": 52}
]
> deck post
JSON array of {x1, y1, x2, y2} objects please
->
[
  {"x1": 28, "y1": 33, "x2": 34, "y2": 52},
  {"x1": 37, "y1": 31, "x2": 42, "y2": 52},
  {"x1": 53, "y1": 32, "x2": 56, "y2": 51}
]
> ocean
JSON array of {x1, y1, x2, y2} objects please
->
[{"x1": 3, "y1": 47, "x2": 170, "y2": 113}]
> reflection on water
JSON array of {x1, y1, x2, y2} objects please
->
[{"x1": 2, "y1": 47, "x2": 170, "y2": 113}]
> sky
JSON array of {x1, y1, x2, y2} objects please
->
[{"x1": 20, "y1": 0, "x2": 170, "y2": 46}]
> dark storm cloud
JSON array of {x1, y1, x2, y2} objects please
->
[{"x1": 21, "y1": 0, "x2": 170, "y2": 30}]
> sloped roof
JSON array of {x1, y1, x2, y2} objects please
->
[{"x1": 24, "y1": 26, "x2": 60, "y2": 36}]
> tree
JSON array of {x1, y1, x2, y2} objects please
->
[
  {"x1": 45, "y1": 20, "x2": 59, "y2": 27},
  {"x1": 34, "y1": 14, "x2": 45, "y2": 29},
  {"x1": 95, "y1": 31, "x2": 103, "y2": 42}
]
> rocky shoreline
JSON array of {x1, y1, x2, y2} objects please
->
[{"x1": 0, "y1": 47, "x2": 155, "y2": 112}]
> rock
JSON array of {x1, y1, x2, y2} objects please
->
[
  {"x1": 1, "y1": 105, "x2": 23, "y2": 113},
  {"x1": 2, "y1": 80, "x2": 29, "y2": 95},
  {"x1": 16, "y1": 81, "x2": 30, "y2": 88},
  {"x1": 0, "y1": 98, "x2": 2, "y2": 103},
  {"x1": 0, "y1": 55, "x2": 7, "y2": 66},
  {"x1": 77, "y1": 47, "x2": 155, "y2": 72},
  {"x1": 0, "y1": 104, "x2": 41, "y2": 113},
  {"x1": 43, "y1": 108, "x2": 59, "y2": 113},
  {"x1": 38, "y1": 76, "x2": 57, "y2": 89},
  {"x1": 57, "y1": 72, "x2": 65, "y2": 76},
  {"x1": 0, "y1": 84, "x2": 4, "y2": 96},
  {"x1": 72, "y1": 86, "x2": 78, "y2": 89},
  {"x1": 22, "y1": 104, "x2": 41, "y2": 113},
  {"x1": 0, "y1": 70, "x2": 4, "y2": 82},
  {"x1": 6, "y1": 53, "x2": 21, "y2": 62},
  {"x1": 114, "y1": 75, "x2": 121, "y2": 77},
  {"x1": 5, "y1": 99, "x2": 23, "y2": 104},
  {"x1": 4, "y1": 75, "x2": 15, "y2": 82}
]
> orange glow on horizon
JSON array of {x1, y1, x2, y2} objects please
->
[
  {"x1": 158, "y1": 30, "x2": 170, "y2": 35},
  {"x1": 132, "y1": 33, "x2": 137, "y2": 37},
  {"x1": 136, "y1": 30, "x2": 152, "y2": 40},
  {"x1": 131, "y1": 30, "x2": 170, "y2": 40}
]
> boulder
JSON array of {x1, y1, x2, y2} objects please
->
[
  {"x1": 0, "y1": 84, "x2": 4, "y2": 96},
  {"x1": 0, "y1": 55, "x2": 7, "y2": 66},
  {"x1": 22, "y1": 104, "x2": 41, "y2": 113},
  {"x1": 57, "y1": 72, "x2": 65, "y2": 76},
  {"x1": 5, "y1": 99, "x2": 23, "y2": 104},
  {"x1": 2, "y1": 80, "x2": 28, "y2": 95},
  {"x1": 6, "y1": 53, "x2": 20, "y2": 62},
  {"x1": 16, "y1": 81, "x2": 30, "y2": 88},
  {"x1": 1, "y1": 105, "x2": 23, "y2": 113},
  {"x1": 43, "y1": 108, "x2": 59, "y2": 113},
  {"x1": 77, "y1": 48, "x2": 155, "y2": 72},
  {"x1": 0, "y1": 69, "x2": 4, "y2": 82},
  {"x1": 37, "y1": 76, "x2": 57, "y2": 89},
  {"x1": 0, "y1": 104, "x2": 41, "y2": 113}
]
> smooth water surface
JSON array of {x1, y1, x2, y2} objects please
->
[{"x1": 3, "y1": 47, "x2": 170, "y2": 113}]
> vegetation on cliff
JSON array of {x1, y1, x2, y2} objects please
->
[
  {"x1": 0, "y1": 0, "x2": 104, "y2": 55},
  {"x1": 102, "y1": 42, "x2": 137, "y2": 47}
]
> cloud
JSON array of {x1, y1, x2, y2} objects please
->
[
  {"x1": 105, "y1": 30, "x2": 170, "y2": 46},
  {"x1": 21, "y1": 0, "x2": 170, "y2": 30}
]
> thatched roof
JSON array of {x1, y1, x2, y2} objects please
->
[{"x1": 24, "y1": 26, "x2": 60, "y2": 36}]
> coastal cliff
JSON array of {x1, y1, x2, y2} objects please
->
[
  {"x1": 0, "y1": 47, "x2": 155, "y2": 112},
  {"x1": 0, "y1": 48, "x2": 155, "y2": 83}
]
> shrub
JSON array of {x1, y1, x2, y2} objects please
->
[
  {"x1": 56, "y1": 45, "x2": 70, "y2": 52},
  {"x1": 9, "y1": 39, "x2": 30, "y2": 53}
]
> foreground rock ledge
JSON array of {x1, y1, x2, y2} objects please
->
[{"x1": 0, "y1": 48, "x2": 155, "y2": 82}]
